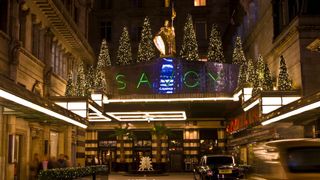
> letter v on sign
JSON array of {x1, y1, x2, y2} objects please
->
[
  {"x1": 208, "y1": 72, "x2": 220, "y2": 82},
  {"x1": 164, "y1": 70, "x2": 175, "y2": 87}
]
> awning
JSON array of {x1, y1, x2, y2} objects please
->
[{"x1": 0, "y1": 75, "x2": 88, "y2": 128}]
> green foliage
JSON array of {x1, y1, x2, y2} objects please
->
[
  {"x1": 207, "y1": 24, "x2": 225, "y2": 63},
  {"x1": 180, "y1": 14, "x2": 199, "y2": 61},
  {"x1": 117, "y1": 27, "x2": 133, "y2": 65},
  {"x1": 137, "y1": 16, "x2": 155, "y2": 63},
  {"x1": 95, "y1": 39, "x2": 111, "y2": 89},
  {"x1": 232, "y1": 36, "x2": 246, "y2": 65},
  {"x1": 256, "y1": 54, "x2": 265, "y2": 88},
  {"x1": 85, "y1": 65, "x2": 95, "y2": 96},
  {"x1": 65, "y1": 72, "x2": 75, "y2": 96},
  {"x1": 263, "y1": 63, "x2": 273, "y2": 90},
  {"x1": 38, "y1": 165, "x2": 107, "y2": 180},
  {"x1": 75, "y1": 61, "x2": 86, "y2": 96},
  {"x1": 109, "y1": 124, "x2": 134, "y2": 140},
  {"x1": 151, "y1": 124, "x2": 172, "y2": 139},
  {"x1": 247, "y1": 58, "x2": 256, "y2": 86},
  {"x1": 278, "y1": 56, "x2": 292, "y2": 90},
  {"x1": 237, "y1": 64, "x2": 247, "y2": 88}
]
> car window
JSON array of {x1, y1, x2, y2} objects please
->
[
  {"x1": 287, "y1": 147, "x2": 320, "y2": 173},
  {"x1": 206, "y1": 156, "x2": 233, "y2": 166}
]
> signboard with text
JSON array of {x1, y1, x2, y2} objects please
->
[{"x1": 106, "y1": 58, "x2": 239, "y2": 96}]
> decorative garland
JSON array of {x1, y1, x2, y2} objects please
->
[{"x1": 38, "y1": 165, "x2": 108, "y2": 180}]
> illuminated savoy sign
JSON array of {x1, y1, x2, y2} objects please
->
[{"x1": 107, "y1": 58, "x2": 239, "y2": 95}]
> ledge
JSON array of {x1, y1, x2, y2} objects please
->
[{"x1": 33, "y1": 0, "x2": 95, "y2": 63}]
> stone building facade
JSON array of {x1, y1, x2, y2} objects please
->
[
  {"x1": 89, "y1": 0, "x2": 238, "y2": 63},
  {"x1": 226, "y1": 0, "x2": 320, "y2": 165},
  {"x1": 0, "y1": 0, "x2": 94, "y2": 179}
]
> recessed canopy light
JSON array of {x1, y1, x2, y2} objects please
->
[
  {"x1": 106, "y1": 111, "x2": 187, "y2": 121},
  {"x1": 0, "y1": 89, "x2": 87, "y2": 128}
]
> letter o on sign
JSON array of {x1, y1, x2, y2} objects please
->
[{"x1": 183, "y1": 70, "x2": 200, "y2": 88}]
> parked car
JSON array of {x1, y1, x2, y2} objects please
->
[
  {"x1": 193, "y1": 155, "x2": 244, "y2": 180},
  {"x1": 249, "y1": 138, "x2": 320, "y2": 179}
]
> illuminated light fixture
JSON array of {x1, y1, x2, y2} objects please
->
[
  {"x1": 233, "y1": 90, "x2": 242, "y2": 101},
  {"x1": 105, "y1": 97, "x2": 238, "y2": 103},
  {"x1": 106, "y1": 111, "x2": 187, "y2": 121},
  {"x1": 0, "y1": 89, "x2": 87, "y2": 128},
  {"x1": 88, "y1": 104, "x2": 111, "y2": 122},
  {"x1": 91, "y1": 92, "x2": 108, "y2": 106},
  {"x1": 243, "y1": 99, "x2": 259, "y2": 111},
  {"x1": 55, "y1": 101, "x2": 87, "y2": 118},
  {"x1": 261, "y1": 100, "x2": 320, "y2": 126},
  {"x1": 261, "y1": 96, "x2": 300, "y2": 114},
  {"x1": 243, "y1": 87, "x2": 253, "y2": 102}
]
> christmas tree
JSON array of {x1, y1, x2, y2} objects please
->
[
  {"x1": 65, "y1": 72, "x2": 75, "y2": 96},
  {"x1": 207, "y1": 24, "x2": 225, "y2": 63},
  {"x1": 75, "y1": 61, "x2": 86, "y2": 96},
  {"x1": 247, "y1": 58, "x2": 256, "y2": 86},
  {"x1": 85, "y1": 65, "x2": 95, "y2": 95},
  {"x1": 116, "y1": 27, "x2": 133, "y2": 65},
  {"x1": 278, "y1": 56, "x2": 292, "y2": 90},
  {"x1": 237, "y1": 64, "x2": 247, "y2": 88},
  {"x1": 263, "y1": 63, "x2": 273, "y2": 90},
  {"x1": 95, "y1": 39, "x2": 111, "y2": 89},
  {"x1": 137, "y1": 16, "x2": 155, "y2": 63},
  {"x1": 256, "y1": 54, "x2": 265, "y2": 89},
  {"x1": 180, "y1": 14, "x2": 199, "y2": 61},
  {"x1": 232, "y1": 36, "x2": 246, "y2": 65}
]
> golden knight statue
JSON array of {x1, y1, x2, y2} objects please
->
[{"x1": 153, "y1": 3, "x2": 176, "y2": 57}]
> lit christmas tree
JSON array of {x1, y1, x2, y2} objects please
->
[
  {"x1": 137, "y1": 16, "x2": 155, "y2": 63},
  {"x1": 263, "y1": 63, "x2": 273, "y2": 90},
  {"x1": 237, "y1": 64, "x2": 247, "y2": 88},
  {"x1": 95, "y1": 39, "x2": 111, "y2": 89},
  {"x1": 180, "y1": 14, "x2": 199, "y2": 61},
  {"x1": 278, "y1": 55, "x2": 292, "y2": 90},
  {"x1": 207, "y1": 24, "x2": 225, "y2": 63},
  {"x1": 256, "y1": 54, "x2": 265, "y2": 89},
  {"x1": 75, "y1": 61, "x2": 86, "y2": 96},
  {"x1": 232, "y1": 36, "x2": 246, "y2": 65},
  {"x1": 85, "y1": 65, "x2": 95, "y2": 95},
  {"x1": 65, "y1": 72, "x2": 75, "y2": 96},
  {"x1": 247, "y1": 58, "x2": 256, "y2": 87},
  {"x1": 116, "y1": 27, "x2": 133, "y2": 65}
]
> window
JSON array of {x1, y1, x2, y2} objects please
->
[
  {"x1": 164, "y1": 0, "x2": 171, "y2": 7},
  {"x1": 195, "y1": 21, "x2": 207, "y2": 40},
  {"x1": 100, "y1": 22, "x2": 112, "y2": 41},
  {"x1": 287, "y1": 147, "x2": 320, "y2": 173},
  {"x1": 51, "y1": 42, "x2": 68, "y2": 79},
  {"x1": 101, "y1": 0, "x2": 112, "y2": 9},
  {"x1": 194, "y1": 0, "x2": 206, "y2": 6},
  {"x1": 32, "y1": 15, "x2": 41, "y2": 59},
  {"x1": 132, "y1": 0, "x2": 143, "y2": 8},
  {"x1": 19, "y1": 7, "x2": 27, "y2": 47},
  {"x1": 74, "y1": 7, "x2": 79, "y2": 24},
  {"x1": 0, "y1": 0, "x2": 8, "y2": 32}
]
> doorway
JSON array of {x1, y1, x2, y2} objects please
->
[
  {"x1": 9, "y1": 134, "x2": 23, "y2": 180},
  {"x1": 170, "y1": 153, "x2": 183, "y2": 171}
]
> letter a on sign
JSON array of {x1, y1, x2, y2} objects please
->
[{"x1": 137, "y1": 72, "x2": 151, "y2": 89}]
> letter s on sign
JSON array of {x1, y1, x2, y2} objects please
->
[{"x1": 116, "y1": 74, "x2": 126, "y2": 90}]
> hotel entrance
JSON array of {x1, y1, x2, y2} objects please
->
[{"x1": 168, "y1": 130, "x2": 184, "y2": 171}]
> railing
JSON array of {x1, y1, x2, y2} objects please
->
[{"x1": 38, "y1": 165, "x2": 108, "y2": 180}]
